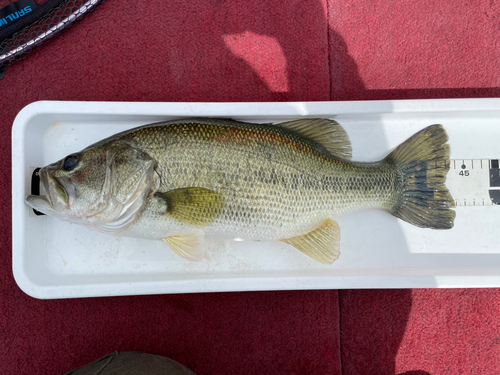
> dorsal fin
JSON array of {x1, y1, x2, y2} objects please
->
[{"x1": 278, "y1": 118, "x2": 352, "y2": 160}]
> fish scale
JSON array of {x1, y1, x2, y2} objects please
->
[{"x1": 123, "y1": 120, "x2": 397, "y2": 241}]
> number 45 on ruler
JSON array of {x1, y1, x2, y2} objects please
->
[{"x1": 447, "y1": 159, "x2": 500, "y2": 206}]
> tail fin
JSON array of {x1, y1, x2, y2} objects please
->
[{"x1": 385, "y1": 125, "x2": 455, "y2": 229}]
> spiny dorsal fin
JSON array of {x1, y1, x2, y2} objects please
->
[
  {"x1": 278, "y1": 118, "x2": 352, "y2": 160},
  {"x1": 163, "y1": 233, "x2": 205, "y2": 261},
  {"x1": 280, "y1": 218, "x2": 341, "y2": 264},
  {"x1": 156, "y1": 187, "x2": 224, "y2": 227}
]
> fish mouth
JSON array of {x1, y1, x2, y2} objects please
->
[
  {"x1": 25, "y1": 194, "x2": 52, "y2": 213},
  {"x1": 25, "y1": 167, "x2": 70, "y2": 214}
]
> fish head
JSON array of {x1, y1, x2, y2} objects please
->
[{"x1": 25, "y1": 140, "x2": 159, "y2": 234}]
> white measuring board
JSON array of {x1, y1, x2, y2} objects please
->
[
  {"x1": 447, "y1": 159, "x2": 500, "y2": 206},
  {"x1": 11, "y1": 100, "x2": 500, "y2": 298}
]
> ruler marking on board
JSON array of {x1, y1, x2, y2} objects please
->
[{"x1": 447, "y1": 159, "x2": 500, "y2": 207}]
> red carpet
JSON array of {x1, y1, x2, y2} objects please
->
[
  {"x1": 340, "y1": 289, "x2": 500, "y2": 375},
  {"x1": 1, "y1": 0, "x2": 499, "y2": 374}
]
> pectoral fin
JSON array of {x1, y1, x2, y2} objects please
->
[
  {"x1": 155, "y1": 187, "x2": 224, "y2": 227},
  {"x1": 280, "y1": 219, "x2": 341, "y2": 264},
  {"x1": 163, "y1": 233, "x2": 205, "y2": 261}
]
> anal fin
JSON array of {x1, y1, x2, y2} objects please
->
[
  {"x1": 163, "y1": 233, "x2": 205, "y2": 261},
  {"x1": 280, "y1": 219, "x2": 341, "y2": 264}
]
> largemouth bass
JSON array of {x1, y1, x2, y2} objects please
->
[{"x1": 25, "y1": 118, "x2": 455, "y2": 263}]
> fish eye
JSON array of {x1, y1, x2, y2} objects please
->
[{"x1": 63, "y1": 154, "x2": 80, "y2": 171}]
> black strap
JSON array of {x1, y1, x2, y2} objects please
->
[{"x1": 0, "y1": 0, "x2": 66, "y2": 43}]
